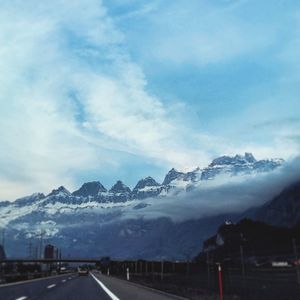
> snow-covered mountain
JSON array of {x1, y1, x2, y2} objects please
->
[
  {"x1": 72, "y1": 181, "x2": 107, "y2": 197},
  {"x1": 132, "y1": 177, "x2": 162, "y2": 200},
  {"x1": 0, "y1": 153, "x2": 284, "y2": 259},
  {"x1": 201, "y1": 152, "x2": 283, "y2": 180},
  {"x1": 1, "y1": 153, "x2": 283, "y2": 211}
]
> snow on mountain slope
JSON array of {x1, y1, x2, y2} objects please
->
[
  {"x1": 0, "y1": 153, "x2": 284, "y2": 224},
  {"x1": 0, "y1": 152, "x2": 285, "y2": 258},
  {"x1": 201, "y1": 153, "x2": 283, "y2": 180},
  {"x1": 132, "y1": 177, "x2": 162, "y2": 199}
]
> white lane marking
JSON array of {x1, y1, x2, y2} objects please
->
[
  {"x1": 15, "y1": 297, "x2": 27, "y2": 300},
  {"x1": 47, "y1": 284, "x2": 56, "y2": 289},
  {"x1": 62, "y1": 279, "x2": 66, "y2": 283},
  {"x1": 90, "y1": 273, "x2": 120, "y2": 300},
  {"x1": 0, "y1": 273, "x2": 76, "y2": 289}
]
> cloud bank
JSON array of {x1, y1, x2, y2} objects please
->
[{"x1": 125, "y1": 157, "x2": 300, "y2": 222}]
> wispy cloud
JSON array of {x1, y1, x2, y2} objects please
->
[
  {"x1": 1, "y1": 0, "x2": 300, "y2": 200},
  {"x1": 0, "y1": 0, "x2": 217, "y2": 200},
  {"x1": 116, "y1": 0, "x2": 278, "y2": 66}
]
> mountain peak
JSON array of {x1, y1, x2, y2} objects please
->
[
  {"x1": 244, "y1": 152, "x2": 256, "y2": 163},
  {"x1": 210, "y1": 153, "x2": 256, "y2": 167},
  {"x1": 47, "y1": 186, "x2": 71, "y2": 197},
  {"x1": 72, "y1": 181, "x2": 107, "y2": 197},
  {"x1": 162, "y1": 168, "x2": 185, "y2": 185},
  {"x1": 133, "y1": 177, "x2": 160, "y2": 191},
  {"x1": 109, "y1": 180, "x2": 131, "y2": 193}
]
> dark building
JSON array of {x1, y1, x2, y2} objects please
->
[
  {"x1": 44, "y1": 244, "x2": 55, "y2": 259},
  {"x1": 0, "y1": 244, "x2": 6, "y2": 260}
]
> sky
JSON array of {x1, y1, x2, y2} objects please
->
[{"x1": 0, "y1": 0, "x2": 299, "y2": 200}]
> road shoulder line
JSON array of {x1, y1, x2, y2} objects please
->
[
  {"x1": 90, "y1": 272, "x2": 120, "y2": 300},
  {"x1": 93, "y1": 273, "x2": 189, "y2": 300}
]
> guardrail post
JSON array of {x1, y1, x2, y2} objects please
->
[
  {"x1": 126, "y1": 267, "x2": 130, "y2": 280},
  {"x1": 217, "y1": 263, "x2": 224, "y2": 300},
  {"x1": 293, "y1": 238, "x2": 300, "y2": 284}
]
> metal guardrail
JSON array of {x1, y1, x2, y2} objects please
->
[{"x1": 0, "y1": 258, "x2": 102, "y2": 263}]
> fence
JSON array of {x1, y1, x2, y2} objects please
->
[
  {"x1": 106, "y1": 244, "x2": 300, "y2": 299},
  {"x1": 1, "y1": 244, "x2": 300, "y2": 299}
]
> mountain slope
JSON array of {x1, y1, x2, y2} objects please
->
[
  {"x1": 0, "y1": 153, "x2": 285, "y2": 259},
  {"x1": 252, "y1": 180, "x2": 300, "y2": 227},
  {"x1": 198, "y1": 218, "x2": 300, "y2": 260}
]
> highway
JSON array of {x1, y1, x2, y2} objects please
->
[{"x1": 0, "y1": 272, "x2": 187, "y2": 300}]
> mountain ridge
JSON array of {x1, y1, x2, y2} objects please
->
[
  {"x1": 0, "y1": 152, "x2": 288, "y2": 259},
  {"x1": 1, "y1": 152, "x2": 283, "y2": 206}
]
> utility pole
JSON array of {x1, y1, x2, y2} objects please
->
[
  {"x1": 59, "y1": 248, "x2": 62, "y2": 270},
  {"x1": 38, "y1": 230, "x2": 45, "y2": 259},
  {"x1": 152, "y1": 261, "x2": 154, "y2": 281},
  {"x1": 27, "y1": 238, "x2": 33, "y2": 258},
  {"x1": 240, "y1": 245, "x2": 245, "y2": 276},
  {"x1": 240, "y1": 245, "x2": 246, "y2": 289},
  {"x1": 1, "y1": 228, "x2": 5, "y2": 247},
  {"x1": 34, "y1": 246, "x2": 38, "y2": 259},
  {"x1": 160, "y1": 260, "x2": 164, "y2": 281},
  {"x1": 186, "y1": 258, "x2": 190, "y2": 280},
  {"x1": 207, "y1": 251, "x2": 211, "y2": 289}
]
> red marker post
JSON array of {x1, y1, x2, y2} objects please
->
[{"x1": 217, "y1": 263, "x2": 224, "y2": 300}]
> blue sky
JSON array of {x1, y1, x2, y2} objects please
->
[{"x1": 0, "y1": 0, "x2": 299, "y2": 200}]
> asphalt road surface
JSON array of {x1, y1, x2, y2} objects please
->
[{"x1": 0, "y1": 272, "x2": 186, "y2": 300}]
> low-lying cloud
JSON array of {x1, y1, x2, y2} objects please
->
[{"x1": 124, "y1": 157, "x2": 300, "y2": 222}]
